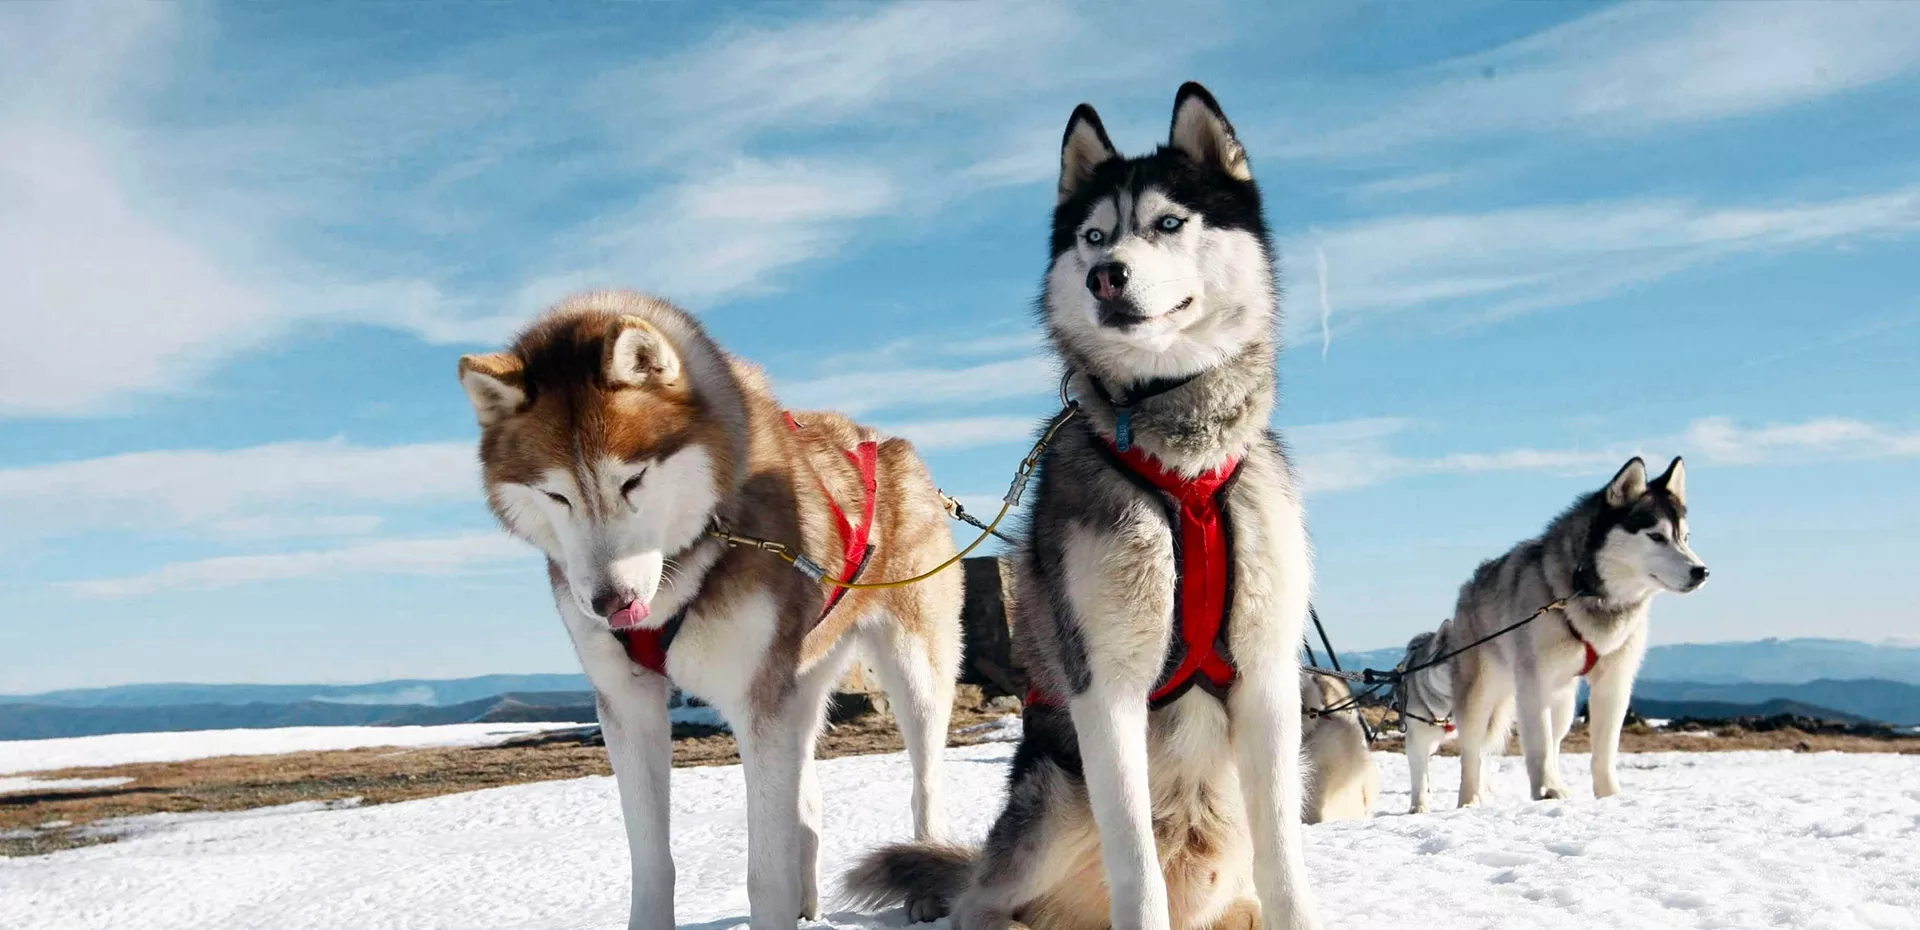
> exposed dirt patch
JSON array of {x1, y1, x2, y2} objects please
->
[{"x1": 1, "y1": 688, "x2": 1016, "y2": 857}]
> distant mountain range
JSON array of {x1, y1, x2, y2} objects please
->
[
  {"x1": 1628, "y1": 697, "x2": 1873, "y2": 725},
  {"x1": 4, "y1": 638, "x2": 1918, "y2": 741},
  {"x1": 1636, "y1": 639, "x2": 1920, "y2": 686},
  {"x1": 1320, "y1": 638, "x2": 1920, "y2": 727},
  {"x1": 1633, "y1": 679, "x2": 1920, "y2": 726},
  {"x1": 1328, "y1": 637, "x2": 1920, "y2": 686}
]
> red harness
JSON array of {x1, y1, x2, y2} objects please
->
[
  {"x1": 786, "y1": 412, "x2": 880, "y2": 621},
  {"x1": 619, "y1": 414, "x2": 879, "y2": 677},
  {"x1": 1030, "y1": 441, "x2": 1241, "y2": 709},
  {"x1": 1567, "y1": 616, "x2": 1600, "y2": 678}
]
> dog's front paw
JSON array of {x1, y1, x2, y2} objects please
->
[
  {"x1": 906, "y1": 894, "x2": 950, "y2": 924},
  {"x1": 1410, "y1": 797, "x2": 1430, "y2": 814},
  {"x1": 1536, "y1": 783, "x2": 1569, "y2": 801},
  {"x1": 1594, "y1": 777, "x2": 1620, "y2": 799}
]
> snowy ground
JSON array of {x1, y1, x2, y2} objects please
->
[
  {"x1": 0, "y1": 723, "x2": 583, "y2": 775},
  {"x1": 0, "y1": 776, "x2": 134, "y2": 795},
  {"x1": 3, "y1": 730, "x2": 1916, "y2": 930}
]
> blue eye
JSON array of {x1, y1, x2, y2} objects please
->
[
  {"x1": 1157, "y1": 215, "x2": 1184, "y2": 232},
  {"x1": 1083, "y1": 228, "x2": 1106, "y2": 245}
]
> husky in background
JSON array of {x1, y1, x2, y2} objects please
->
[
  {"x1": 1400, "y1": 456, "x2": 1708, "y2": 812},
  {"x1": 458, "y1": 292, "x2": 963, "y2": 930},
  {"x1": 847, "y1": 83, "x2": 1323, "y2": 930},
  {"x1": 1300, "y1": 674, "x2": 1378, "y2": 823},
  {"x1": 1394, "y1": 624, "x2": 1459, "y2": 814}
]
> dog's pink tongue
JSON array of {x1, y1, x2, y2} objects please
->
[{"x1": 607, "y1": 600, "x2": 651, "y2": 631}]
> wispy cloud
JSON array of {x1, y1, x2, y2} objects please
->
[
  {"x1": 1683, "y1": 416, "x2": 1920, "y2": 465},
  {"x1": 778, "y1": 356, "x2": 1057, "y2": 417},
  {"x1": 594, "y1": 1, "x2": 1081, "y2": 164},
  {"x1": 1312, "y1": 242, "x2": 1332, "y2": 359},
  {"x1": 1286, "y1": 184, "x2": 1920, "y2": 335},
  {"x1": 563, "y1": 158, "x2": 899, "y2": 304},
  {"x1": 1284, "y1": 2, "x2": 1920, "y2": 158},
  {"x1": 882, "y1": 415, "x2": 1041, "y2": 452},
  {"x1": 0, "y1": 5, "x2": 284, "y2": 417},
  {"x1": 1286, "y1": 418, "x2": 1429, "y2": 493},
  {"x1": 66, "y1": 533, "x2": 529, "y2": 599},
  {"x1": 0, "y1": 439, "x2": 475, "y2": 541},
  {"x1": 0, "y1": 2, "x2": 1235, "y2": 417},
  {"x1": 1347, "y1": 171, "x2": 1457, "y2": 199},
  {"x1": 1291, "y1": 415, "x2": 1920, "y2": 495}
]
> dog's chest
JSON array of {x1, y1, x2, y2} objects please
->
[
  {"x1": 1568, "y1": 599, "x2": 1650, "y2": 658},
  {"x1": 662, "y1": 589, "x2": 779, "y2": 719}
]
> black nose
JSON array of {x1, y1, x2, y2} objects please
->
[
  {"x1": 591, "y1": 586, "x2": 632, "y2": 617},
  {"x1": 1086, "y1": 262, "x2": 1130, "y2": 300},
  {"x1": 1690, "y1": 566, "x2": 1710, "y2": 584}
]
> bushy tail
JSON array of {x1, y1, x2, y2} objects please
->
[{"x1": 839, "y1": 841, "x2": 975, "y2": 914}]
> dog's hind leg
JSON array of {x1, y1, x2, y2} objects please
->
[
  {"x1": 950, "y1": 757, "x2": 1077, "y2": 930},
  {"x1": 863, "y1": 600, "x2": 959, "y2": 840}
]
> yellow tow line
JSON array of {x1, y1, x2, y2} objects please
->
[{"x1": 708, "y1": 402, "x2": 1081, "y2": 591}]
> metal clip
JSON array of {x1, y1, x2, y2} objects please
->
[
  {"x1": 1006, "y1": 471, "x2": 1033, "y2": 507},
  {"x1": 791, "y1": 553, "x2": 827, "y2": 582}
]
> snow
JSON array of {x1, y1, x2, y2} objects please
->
[
  {"x1": 0, "y1": 776, "x2": 132, "y2": 795},
  {"x1": 2, "y1": 738, "x2": 1917, "y2": 929},
  {"x1": 0, "y1": 723, "x2": 584, "y2": 775}
]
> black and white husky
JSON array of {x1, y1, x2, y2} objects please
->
[
  {"x1": 847, "y1": 83, "x2": 1323, "y2": 930},
  {"x1": 1398, "y1": 457, "x2": 1709, "y2": 813}
]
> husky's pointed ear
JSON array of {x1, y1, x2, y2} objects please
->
[
  {"x1": 1169, "y1": 81, "x2": 1250, "y2": 181},
  {"x1": 458, "y1": 353, "x2": 525, "y2": 426},
  {"x1": 1651, "y1": 456, "x2": 1687, "y2": 504},
  {"x1": 1604, "y1": 456, "x2": 1649, "y2": 508},
  {"x1": 1059, "y1": 103, "x2": 1118, "y2": 204},
  {"x1": 605, "y1": 316, "x2": 682, "y2": 388}
]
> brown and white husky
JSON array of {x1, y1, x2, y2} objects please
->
[{"x1": 457, "y1": 291, "x2": 964, "y2": 930}]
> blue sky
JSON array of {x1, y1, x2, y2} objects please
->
[{"x1": 2, "y1": 1, "x2": 1918, "y2": 693}]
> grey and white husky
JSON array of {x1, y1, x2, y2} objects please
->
[
  {"x1": 1398, "y1": 456, "x2": 1708, "y2": 813},
  {"x1": 846, "y1": 83, "x2": 1323, "y2": 930}
]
